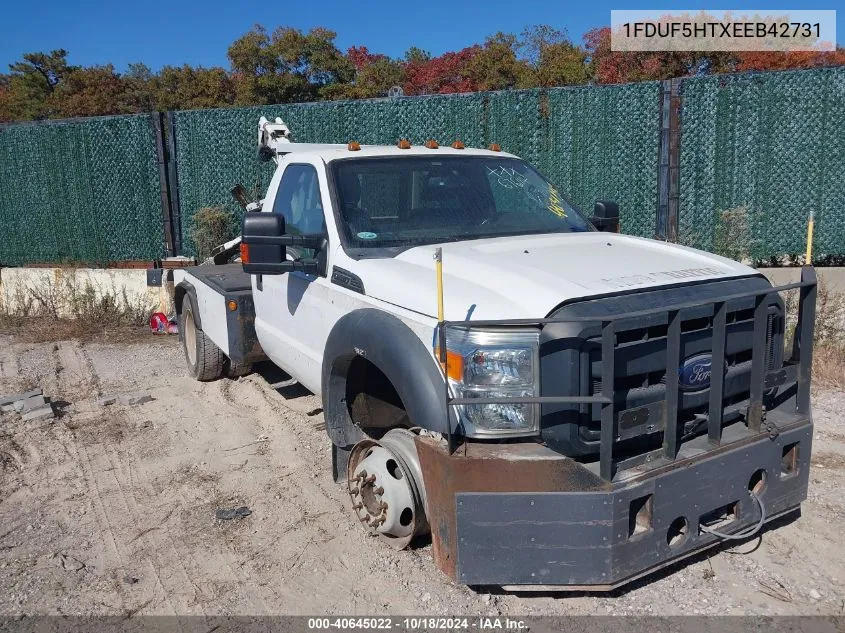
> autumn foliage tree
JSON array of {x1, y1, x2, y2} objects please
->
[
  {"x1": 584, "y1": 26, "x2": 844, "y2": 84},
  {"x1": 0, "y1": 23, "x2": 842, "y2": 122}
]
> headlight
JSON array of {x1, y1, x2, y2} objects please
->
[{"x1": 437, "y1": 328, "x2": 540, "y2": 437}]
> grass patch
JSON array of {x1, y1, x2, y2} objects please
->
[
  {"x1": 784, "y1": 278, "x2": 845, "y2": 391},
  {"x1": 0, "y1": 271, "x2": 157, "y2": 343},
  {"x1": 191, "y1": 206, "x2": 234, "y2": 261}
]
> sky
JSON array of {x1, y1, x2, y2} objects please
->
[{"x1": 0, "y1": 1, "x2": 842, "y2": 72}]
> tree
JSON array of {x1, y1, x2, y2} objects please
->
[
  {"x1": 404, "y1": 46, "x2": 481, "y2": 95},
  {"x1": 228, "y1": 24, "x2": 353, "y2": 104},
  {"x1": 0, "y1": 75, "x2": 13, "y2": 122},
  {"x1": 519, "y1": 25, "x2": 567, "y2": 66},
  {"x1": 330, "y1": 47, "x2": 405, "y2": 99},
  {"x1": 152, "y1": 65, "x2": 235, "y2": 111},
  {"x1": 120, "y1": 63, "x2": 156, "y2": 113},
  {"x1": 4, "y1": 49, "x2": 73, "y2": 119},
  {"x1": 735, "y1": 47, "x2": 845, "y2": 72},
  {"x1": 584, "y1": 27, "x2": 693, "y2": 83},
  {"x1": 403, "y1": 47, "x2": 431, "y2": 65},
  {"x1": 466, "y1": 32, "x2": 532, "y2": 90},
  {"x1": 50, "y1": 65, "x2": 128, "y2": 117},
  {"x1": 519, "y1": 25, "x2": 588, "y2": 87}
]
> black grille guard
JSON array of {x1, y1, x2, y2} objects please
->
[{"x1": 437, "y1": 266, "x2": 818, "y2": 481}]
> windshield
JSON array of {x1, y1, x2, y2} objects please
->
[{"x1": 330, "y1": 156, "x2": 592, "y2": 249}]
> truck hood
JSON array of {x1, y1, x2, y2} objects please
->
[{"x1": 351, "y1": 233, "x2": 758, "y2": 321}]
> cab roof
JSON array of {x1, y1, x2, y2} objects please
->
[{"x1": 279, "y1": 144, "x2": 518, "y2": 163}]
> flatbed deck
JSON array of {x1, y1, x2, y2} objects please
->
[{"x1": 174, "y1": 264, "x2": 264, "y2": 365}]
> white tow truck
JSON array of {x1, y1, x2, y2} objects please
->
[{"x1": 172, "y1": 117, "x2": 817, "y2": 589}]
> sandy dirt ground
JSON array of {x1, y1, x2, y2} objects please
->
[{"x1": 0, "y1": 333, "x2": 843, "y2": 617}]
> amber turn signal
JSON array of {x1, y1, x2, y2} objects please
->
[
  {"x1": 239, "y1": 242, "x2": 250, "y2": 263},
  {"x1": 227, "y1": 300, "x2": 238, "y2": 312},
  {"x1": 434, "y1": 348, "x2": 464, "y2": 382}
]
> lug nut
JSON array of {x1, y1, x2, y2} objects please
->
[
  {"x1": 363, "y1": 474, "x2": 376, "y2": 484},
  {"x1": 349, "y1": 487, "x2": 360, "y2": 495},
  {"x1": 374, "y1": 486, "x2": 384, "y2": 495},
  {"x1": 352, "y1": 503, "x2": 363, "y2": 510}
]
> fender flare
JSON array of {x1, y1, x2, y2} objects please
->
[
  {"x1": 321, "y1": 309, "x2": 453, "y2": 447},
  {"x1": 174, "y1": 281, "x2": 201, "y2": 330}
]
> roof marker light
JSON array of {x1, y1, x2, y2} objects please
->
[
  {"x1": 451, "y1": 140, "x2": 465, "y2": 149},
  {"x1": 489, "y1": 143, "x2": 501, "y2": 152},
  {"x1": 347, "y1": 141, "x2": 361, "y2": 151},
  {"x1": 424, "y1": 139, "x2": 439, "y2": 149},
  {"x1": 398, "y1": 139, "x2": 411, "y2": 149}
]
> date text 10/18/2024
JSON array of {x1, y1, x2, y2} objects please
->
[{"x1": 307, "y1": 617, "x2": 528, "y2": 630}]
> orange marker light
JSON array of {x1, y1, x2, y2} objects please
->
[
  {"x1": 451, "y1": 140, "x2": 465, "y2": 149},
  {"x1": 424, "y1": 139, "x2": 439, "y2": 149},
  {"x1": 347, "y1": 141, "x2": 361, "y2": 151},
  {"x1": 435, "y1": 348, "x2": 464, "y2": 382},
  {"x1": 489, "y1": 143, "x2": 501, "y2": 152},
  {"x1": 227, "y1": 300, "x2": 238, "y2": 312},
  {"x1": 397, "y1": 139, "x2": 411, "y2": 149},
  {"x1": 239, "y1": 243, "x2": 250, "y2": 263}
]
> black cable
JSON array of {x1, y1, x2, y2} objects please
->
[{"x1": 700, "y1": 489, "x2": 766, "y2": 540}]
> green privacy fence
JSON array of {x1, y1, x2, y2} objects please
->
[
  {"x1": 1, "y1": 67, "x2": 843, "y2": 266},
  {"x1": 0, "y1": 114, "x2": 165, "y2": 265},
  {"x1": 171, "y1": 82, "x2": 661, "y2": 254},
  {"x1": 678, "y1": 66, "x2": 845, "y2": 262}
]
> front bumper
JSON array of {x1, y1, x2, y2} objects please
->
[{"x1": 416, "y1": 417, "x2": 811, "y2": 590}]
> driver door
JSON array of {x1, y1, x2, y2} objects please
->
[{"x1": 252, "y1": 159, "x2": 333, "y2": 393}]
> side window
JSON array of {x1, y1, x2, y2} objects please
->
[
  {"x1": 272, "y1": 164, "x2": 324, "y2": 259},
  {"x1": 272, "y1": 164, "x2": 324, "y2": 236}
]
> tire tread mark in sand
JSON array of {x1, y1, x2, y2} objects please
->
[
  {"x1": 57, "y1": 340, "x2": 102, "y2": 400},
  {"x1": 104, "y1": 437, "x2": 270, "y2": 615},
  {"x1": 71, "y1": 436, "x2": 129, "y2": 609},
  {"x1": 230, "y1": 379, "x2": 376, "y2": 600},
  {"x1": 0, "y1": 336, "x2": 21, "y2": 382},
  {"x1": 101, "y1": 441, "x2": 202, "y2": 613}
]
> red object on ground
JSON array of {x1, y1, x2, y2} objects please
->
[{"x1": 149, "y1": 312, "x2": 169, "y2": 334}]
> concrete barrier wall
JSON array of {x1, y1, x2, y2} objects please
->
[
  {"x1": 0, "y1": 265, "x2": 841, "y2": 324},
  {"x1": 759, "y1": 268, "x2": 845, "y2": 294},
  {"x1": 0, "y1": 267, "x2": 173, "y2": 319}
]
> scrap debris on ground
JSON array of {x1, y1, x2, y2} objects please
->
[
  {"x1": 0, "y1": 387, "x2": 55, "y2": 421},
  {"x1": 0, "y1": 334, "x2": 843, "y2": 617}
]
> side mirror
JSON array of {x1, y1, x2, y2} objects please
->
[
  {"x1": 241, "y1": 214, "x2": 326, "y2": 276},
  {"x1": 591, "y1": 200, "x2": 620, "y2": 233},
  {"x1": 241, "y1": 213, "x2": 287, "y2": 275}
]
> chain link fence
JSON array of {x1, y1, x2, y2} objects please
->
[
  {"x1": 172, "y1": 84, "x2": 661, "y2": 255},
  {"x1": 0, "y1": 68, "x2": 842, "y2": 266},
  {"x1": 0, "y1": 115, "x2": 165, "y2": 266},
  {"x1": 678, "y1": 66, "x2": 845, "y2": 263}
]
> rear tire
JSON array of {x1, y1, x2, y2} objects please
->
[
  {"x1": 180, "y1": 303, "x2": 225, "y2": 381},
  {"x1": 225, "y1": 359, "x2": 253, "y2": 379}
]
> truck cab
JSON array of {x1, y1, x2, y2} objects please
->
[{"x1": 173, "y1": 118, "x2": 817, "y2": 590}]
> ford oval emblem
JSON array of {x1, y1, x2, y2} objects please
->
[{"x1": 678, "y1": 353, "x2": 722, "y2": 391}]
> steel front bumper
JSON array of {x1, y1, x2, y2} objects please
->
[{"x1": 415, "y1": 419, "x2": 812, "y2": 590}]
